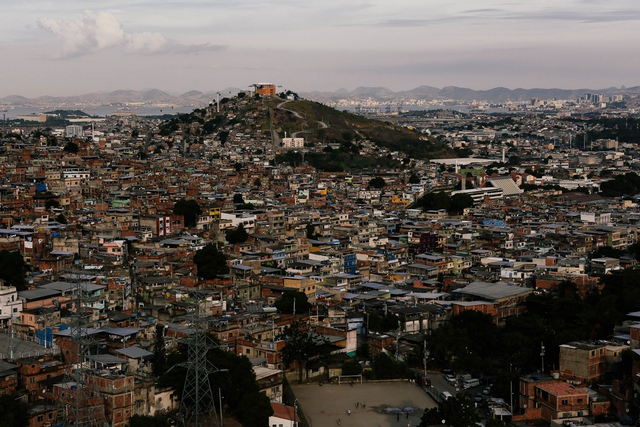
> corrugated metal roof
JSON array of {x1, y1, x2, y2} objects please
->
[{"x1": 116, "y1": 346, "x2": 154, "y2": 359}]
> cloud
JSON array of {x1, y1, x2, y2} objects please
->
[{"x1": 37, "y1": 10, "x2": 225, "y2": 58}]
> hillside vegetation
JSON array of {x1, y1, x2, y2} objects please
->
[{"x1": 274, "y1": 99, "x2": 454, "y2": 159}]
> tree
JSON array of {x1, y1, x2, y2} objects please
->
[
  {"x1": 342, "y1": 359, "x2": 363, "y2": 375},
  {"x1": 45, "y1": 199, "x2": 60, "y2": 210},
  {"x1": 55, "y1": 213, "x2": 68, "y2": 224},
  {"x1": 63, "y1": 141, "x2": 79, "y2": 153},
  {"x1": 419, "y1": 394, "x2": 480, "y2": 427},
  {"x1": 0, "y1": 394, "x2": 28, "y2": 427},
  {"x1": 416, "y1": 191, "x2": 451, "y2": 211},
  {"x1": 158, "y1": 341, "x2": 271, "y2": 426},
  {"x1": 226, "y1": 223, "x2": 249, "y2": 244},
  {"x1": 368, "y1": 352, "x2": 410, "y2": 380},
  {"x1": 275, "y1": 291, "x2": 310, "y2": 314},
  {"x1": 173, "y1": 199, "x2": 201, "y2": 228},
  {"x1": 409, "y1": 173, "x2": 420, "y2": 184},
  {"x1": 449, "y1": 193, "x2": 474, "y2": 214},
  {"x1": 128, "y1": 414, "x2": 167, "y2": 427},
  {"x1": 306, "y1": 223, "x2": 320, "y2": 239},
  {"x1": 0, "y1": 250, "x2": 26, "y2": 291},
  {"x1": 153, "y1": 324, "x2": 167, "y2": 376},
  {"x1": 507, "y1": 155, "x2": 521, "y2": 166},
  {"x1": 279, "y1": 320, "x2": 329, "y2": 383},
  {"x1": 253, "y1": 178, "x2": 262, "y2": 188},
  {"x1": 236, "y1": 392, "x2": 273, "y2": 426},
  {"x1": 193, "y1": 244, "x2": 229, "y2": 279},
  {"x1": 368, "y1": 176, "x2": 386, "y2": 189},
  {"x1": 233, "y1": 193, "x2": 244, "y2": 204}
]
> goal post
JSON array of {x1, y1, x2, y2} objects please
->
[{"x1": 338, "y1": 374, "x2": 363, "y2": 385}]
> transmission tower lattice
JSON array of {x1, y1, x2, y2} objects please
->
[
  {"x1": 177, "y1": 289, "x2": 223, "y2": 427},
  {"x1": 60, "y1": 271, "x2": 106, "y2": 427}
]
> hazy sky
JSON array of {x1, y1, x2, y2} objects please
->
[{"x1": 1, "y1": 0, "x2": 639, "y2": 97}]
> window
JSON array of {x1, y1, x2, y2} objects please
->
[
  {"x1": 561, "y1": 399, "x2": 568, "y2": 405},
  {"x1": 38, "y1": 416, "x2": 43, "y2": 422},
  {"x1": 49, "y1": 413, "x2": 53, "y2": 419},
  {"x1": 577, "y1": 398, "x2": 583, "y2": 403}
]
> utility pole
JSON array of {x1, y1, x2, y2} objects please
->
[
  {"x1": 423, "y1": 340, "x2": 428, "y2": 377},
  {"x1": 219, "y1": 388, "x2": 224, "y2": 427},
  {"x1": 510, "y1": 363, "x2": 514, "y2": 415},
  {"x1": 540, "y1": 342, "x2": 545, "y2": 373}
]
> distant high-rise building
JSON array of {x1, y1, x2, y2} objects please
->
[{"x1": 65, "y1": 125, "x2": 84, "y2": 138}]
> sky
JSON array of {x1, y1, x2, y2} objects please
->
[{"x1": 1, "y1": 0, "x2": 639, "y2": 97}]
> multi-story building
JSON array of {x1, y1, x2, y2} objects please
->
[
  {"x1": 559, "y1": 341, "x2": 606, "y2": 384},
  {"x1": 0, "y1": 283, "x2": 22, "y2": 328}
]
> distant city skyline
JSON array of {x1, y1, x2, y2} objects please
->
[{"x1": 1, "y1": 0, "x2": 639, "y2": 98}]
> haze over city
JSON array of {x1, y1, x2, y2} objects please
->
[{"x1": 1, "y1": 0, "x2": 640, "y2": 98}]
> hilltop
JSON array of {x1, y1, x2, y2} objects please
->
[
  {"x1": 269, "y1": 98, "x2": 453, "y2": 160},
  {"x1": 156, "y1": 93, "x2": 453, "y2": 171}
]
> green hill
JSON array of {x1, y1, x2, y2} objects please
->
[
  {"x1": 156, "y1": 94, "x2": 453, "y2": 171},
  {"x1": 270, "y1": 99, "x2": 454, "y2": 160}
]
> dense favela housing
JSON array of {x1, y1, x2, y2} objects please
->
[{"x1": 1, "y1": 87, "x2": 640, "y2": 427}]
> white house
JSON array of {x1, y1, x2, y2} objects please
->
[{"x1": 0, "y1": 282, "x2": 23, "y2": 328}]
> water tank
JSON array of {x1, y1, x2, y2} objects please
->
[{"x1": 552, "y1": 372, "x2": 560, "y2": 379}]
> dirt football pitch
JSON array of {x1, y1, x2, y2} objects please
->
[{"x1": 291, "y1": 381, "x2": 437, "y2": 427}]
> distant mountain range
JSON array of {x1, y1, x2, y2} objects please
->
[
  {"x1": 0, "y1": 88, "x2": 244, "y2": 108},
  {"x1": 1, "y1": 85, "x2": 639, "y2": 107},
  {"x1": 300, "y1": 85, "x2": 640, "y2": 103}
]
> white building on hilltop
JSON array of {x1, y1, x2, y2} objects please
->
[{"x1": 282, "y1": 137, "x2": 304, "y2": 148}]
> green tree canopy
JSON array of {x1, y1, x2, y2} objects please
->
[
  {"x1": 275, "y1": 291, "x2": 311, "y2": 314},
  {"x1": 63, "y1": 141, "x2": 79, "y2": 153},
  {"x1": 368, "y1": 176, "x2": 386, "y2": 189},
  {"x1": 193, "y1": 244, "x2": 229, "y2": 279},
  {"x1": 278, "y1": 320, "x2": 329, "y2": 383},
  {"x1": 233, "y1": 193, "x2": 244, "y2": 204},
  {"x1": 449, "y1": 193, "x2": 474, "y2": 213},
  {"x1": 158, "y1": 339, "x2": 272, "y2": 426},
  {"x1": 226, "y1": 223, "x2": 249, "y2": 244},
  {"x1": 173, "y1": 199, "x2": 202, "y2": 228},
  {"x1": 409, "y1": 173, "x2": 420, "y2": 184},
  {"x1": 419, "y1": 394, "x2": 480, "y2": 427},
  {"x1": 236, "y1": 392, "x2": 274, "y2": 426},
  {"x1": 0, "y1": 250, "x2": 26, "y2": 291},
  {"x1": 0, "y1": 394, "x2": 28, "y2": 427},
  {"x1": 128, "y1": 414, "x2": 167, "y2": 427},
  {"x1": 45, "y1": 199, "x2": 60, "y2": 210},
  {"x1": 55, "y1": 213, "x2": 68, "y2": 224},
  {"x1": 152, "y1": 324, "x2": 167, "y2": 376}
]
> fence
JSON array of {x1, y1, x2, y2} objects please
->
[{"x1": 282, "y1": 376, "x2": 312, "y2": 427}]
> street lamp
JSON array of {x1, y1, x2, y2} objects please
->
[
  {"x1": 540, "y1": 342, "x2": 545, "y2": 373},
  {"x1": 293, "y1": 399, "x2": 298, "y2": 427}
]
